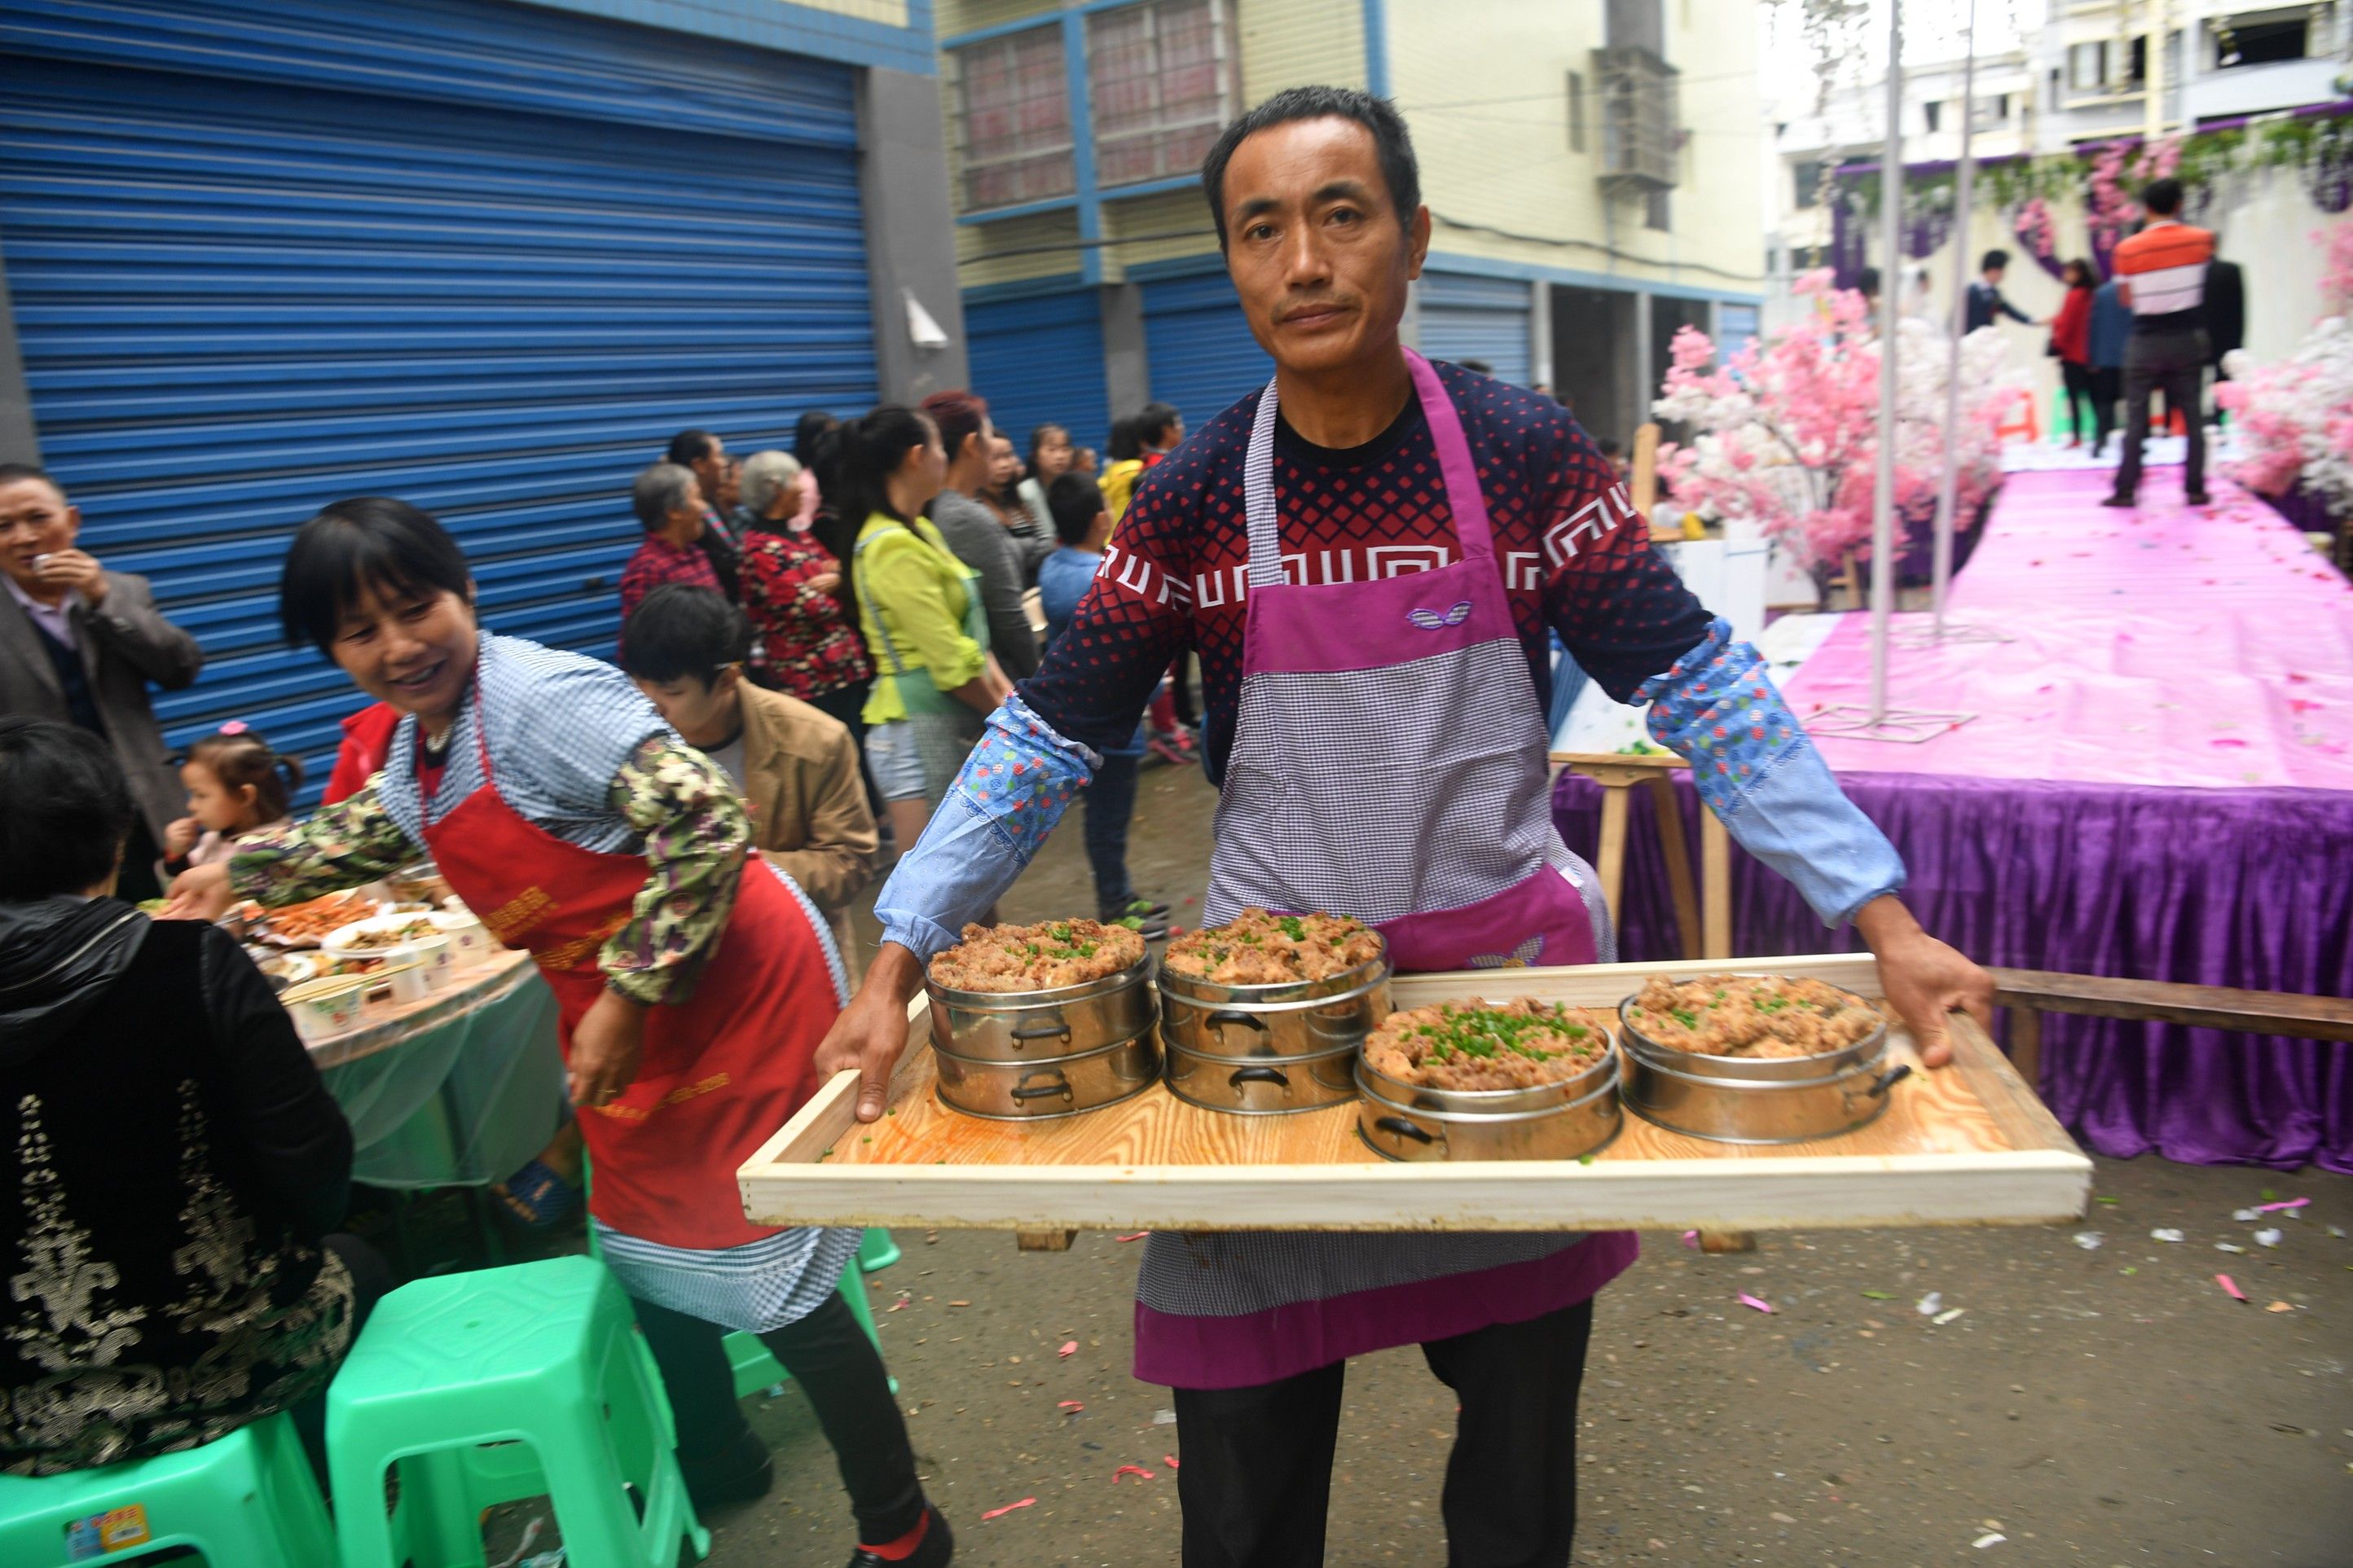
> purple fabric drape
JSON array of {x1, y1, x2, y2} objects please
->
[{"x1": 1552, "y1": 771, "x2": 2353, "y2": 1173}]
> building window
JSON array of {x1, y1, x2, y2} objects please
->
[
  {"x1": 1924, "y1": 99, "x2": 1942, "y2": 133},
  {"x1": 1646, "y1": 187, "x2": 1671, "y2": 231},
  {"x1": 1792, "y1": 159, "x2": 1823, "y2": 209},
  {"x1": 1568, "y1": 71, "x2": 1586, "y2": 152},
  {"x1": 2217, "y1": 18, "x2": 2309, "y2": 68},
  {"x1": 954, "y1": 26, "x2": 1074, "y2": 210},
  {"x1": 2068, "y1": 40, "x2": 2108, "y2": 90},
  {"x1": 1087, "y1": 0, "x2": 1239, "y2": 189}
]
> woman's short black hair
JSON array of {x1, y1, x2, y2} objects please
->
[
  {"x1": 617, "y1": 584, "x2": 748, "y2": 688},
  {"x1": 0, "y1": 718, "x2": 134, "y2": 898},
  {"x1": 1201, "y1": 86, "x2": 1420, "y2": 250},
  {"x1": 279, "y1": 497, "x2": 473, "y2": 655}
]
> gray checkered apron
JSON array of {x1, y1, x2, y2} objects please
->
[{"x1": 1137, "y1": 349, "x2": 1624, "y2": 1390}]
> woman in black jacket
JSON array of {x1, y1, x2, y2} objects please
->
[{"x1": 0, "y1": 718, "x2": 369, "y2": 1477}]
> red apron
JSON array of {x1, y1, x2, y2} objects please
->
[{"x1": 422, "y1": 709, "x2": 831, "y2": 1250}]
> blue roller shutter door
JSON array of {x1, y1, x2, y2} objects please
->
[
  {"x1": 1141, "y1": 272, "x2": 1271, "y2": 434},
  {"x1": 1418, "y1": 272, "x2": 1532, "y2": 384},
  {"x1": 966, "y1": 290, "x2": 1111, "y2": 457},
  {"x1": 0, "y1": 0, "x2": 877, "y2": 800}
]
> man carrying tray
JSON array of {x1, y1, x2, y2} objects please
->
[{"x1": 817, "y1": 86, "x2": 1993, "y2": 1568}]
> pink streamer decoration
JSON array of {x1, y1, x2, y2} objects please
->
[
  {"x1": 2215, "y1": 1273, "x2": 2247, "y2": 1302},
  {"x1": 2255, "y1": 1197, "x2": 2310, "y2": 1212},
  {"x1": 1739, "y1": 1293, "x2": 1775, "y2": 1314}
]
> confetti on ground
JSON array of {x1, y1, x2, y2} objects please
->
[
  {"x1": 1153, "y1": 1409, "x2": 1177, "y2": 1425},
  {"x1": 1058, "y1": 1340, "x2": 1079, "y2": 1357},
  {"x1": 948, "y1": 1300, "x2": 972, "y2": 1307},
  {"x1": 1112, "y1": 1465, "x2": 1157, "y2": 1483},
  {"x1": 2258, "y1": 1197, "x2": 2311, "y2": 1213},
  {"x1": 2216, "y1": 1274, "x2": 2248, "y2": 1302},
  {"x1": 1163, "y1": 1455, "x2": 1181, "y2": 1469},
  {"x1": 1115, "y1": 1233, "x2": 1149, "y2": 1243},
  {"x1": 887, "y1": 1293, "x2": 912, "y2": 1311},
  {"x1": 2233, "y1": 1208, "x2": 2261, "y2": 1222},
  {"x1": 980, "y1": 1498, "x2": 1037, "y2": 1522},
  {"x1": 2216, "y1": 1242, "x2": 2247, "y2": 1254},
  {"x1": 2330, "y1": 1226, "x2": 2347, "y2": 1239},
  {"x1": 1917, "y1": 1292, "x2": 1942, "y2": 1315},
  {"x1": 2094, "y1": 1196, "x2": 2120, "y2": 1206},
  {"x1": 2073, "y1": 1232, "x2": 2104, "y2": 1250},
  {"x1": 2254, "y1": 1228, "x2": 2283, "y2": 1248},
  {"x1": 1681, "y1": 1230, "x2": 1699, "y2": 1248},
  {"x1": 1973, "y1": 1533, "x2": 2007, "y2": 1549},
  {"x1": 2150, "y1": 1228, "x2": 2184, "y2": 1243},
  {"x1": 1739, "y1": 1293, "x2": 1775, "y2": 1314},
  {"x1": 1860, "y1": 1290, "x2": 1893, "y2": 1300},
  {"x1": 1058, "y1": 1401, "x2": 1084, "y2": 1412},
  {"x1": 1933, "y1": 1307, "x2": 1966, "y2": 1325},
  {"x1": 2267, "y1": 1301, "x2": 2296, "y2": 1313}
]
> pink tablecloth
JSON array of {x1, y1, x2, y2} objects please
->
[{"x1": 1781, "y1": 468, "x2": 2353, "y2": 790}]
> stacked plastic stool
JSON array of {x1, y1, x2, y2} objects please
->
[
  {"x1": 0, "y1": 1411, "x2": 332, "y2": 1567},
  {"x1": 327, "y1": 1254, "x2": 708, "y2": 1568}
]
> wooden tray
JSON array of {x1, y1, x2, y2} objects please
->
[{"x1": 738, "y1": 955, "x2": 2091, "y2": 1233}]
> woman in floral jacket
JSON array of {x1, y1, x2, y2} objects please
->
[{"x1": 736, "y1": 450, "x2": 873, "y2": 746}]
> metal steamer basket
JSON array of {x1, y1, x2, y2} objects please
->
[
  {"x1": 926, "y1": 951, "x2": 1161, "y2": 1121},
  {"x1": 1157, "y1": 942, "x2": 1392, "y2": 1115},
  {"x1": 1354, "y1": 1034, "x2": 1624, "y2": 1163},
  {"x1": 1614, "y1": 988, "x2": 1911, "y2": 1144}
]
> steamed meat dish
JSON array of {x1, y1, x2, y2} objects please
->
[
  {"x1": 1162, "y1": 909, "x2": 1383, "y2": 985},
  {"x1": 1365, "y1": 999, "x2": 1612, "y2": 1091},
  {"x1": 1627, "y1": 974, "x2": 1880, "y2": 1059},
  {"x1": 929, "y1": 919, "x2": 1146, "y2": 994}
]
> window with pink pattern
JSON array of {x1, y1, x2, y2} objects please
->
[
  {"x1": 1087, "y1": 0, "x2": 1238, "y2": 189},
  {"x1": 955, "y1": 25, "x2": 1075, "y2": 209}
]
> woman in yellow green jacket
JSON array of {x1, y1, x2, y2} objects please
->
[{"x1": 838, "y1": 405, "x2": 1012, "y2": 854}]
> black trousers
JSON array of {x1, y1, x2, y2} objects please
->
[
  {"x1": 2114, "y1": 326, "x2": 2210, "y2": 500},
  {"x1": 1172, "y1": 1300, "x2": 1594, "y2": 1568},
  {"x1": 2059, "y1": 360, "x2": 2096, "y2": 445},
  {"x1": 1168, "y1": 652, "x2": 1198, "y2": 728},
  {"x1": 631, "y1": 1291, "x2": 925, "y2": 1543}
]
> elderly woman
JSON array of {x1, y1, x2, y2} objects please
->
[
  {"x1": 620, "y1": 461, "x2": 720, "y2": 618},
  {"x1": 737, "y1": 449, "x2": 874, "y2": 749},
  {"x1": 0, "y1": 718, "x2": 373, "y2": 1478}
]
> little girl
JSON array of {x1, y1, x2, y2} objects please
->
[{"x1": 163, "y1": 725, "x2": 303, "y2": 872}]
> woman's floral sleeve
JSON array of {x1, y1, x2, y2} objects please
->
[
  {"x1": 228, "y1": 783, "x2": 420, "y2": 904},
  {"x1": 600, "y1": 736, "x2": 752, "y2": 1005}
]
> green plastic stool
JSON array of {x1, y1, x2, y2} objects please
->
[
  {"x1": 856, "y1": 1228, "x2": 901, "y2": 1273},
  {"x1": 723, "y1": 1243, "x2": 892, "y2": 1400},
  {"x1": 326, "y1": 1254, "x2": 708, "y2": 1568},
  {"x1": 0, "y1": 1410, "x2": 332, "y2": 1568}
]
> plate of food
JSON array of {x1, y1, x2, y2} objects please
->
[{"x1": 253, "y1": 890, "x2": 370, "y2": 949}]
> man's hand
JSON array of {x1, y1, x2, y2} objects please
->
[
  {"x1": 1854, "y1": 895, "x2": 1993, "y2": 1069},
  {"x1": 37, "y1": 549, "x2": 107, "y2": 604},
  {"x1": 161, "y1": 863, "x2": 234, "y2": 921},
  {"x1": 570, "y1": 989, "x2": 649, "y2": 1108},
  {"x1": 815, "y1": 943, "x2": 924, "y2": 1122}
]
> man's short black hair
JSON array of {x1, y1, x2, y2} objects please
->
[
  {"x1": 1137, "y1": 402, "x2": 1182, "y2": 447},
  {"x1": 0, "y1": 462, "x2": 64, "y2": 502},
  {"x1": 1045, "y1": 472, "x2": 1106, "y2": 547},
  {"x1": 1200, "y1": 86, "x2": 1420, "y2": 250},
  {"x1": 618, "y1": 583, "x2": 748, "y2": 688},
  {"x1": 0, "y1": 718, "x2": 134, "y2": 898},
  {"x1": 280, "y1": 497, "x2": 473, "y2": 655},
  {"x1": 2142, "y1": 177, "x2": 2184, "y2": 217},
  {"x1": 1981, "y1": 248, "x2": 2011, "y2": 272},
  {"x1": 667, "y1": 428, "x2": 719, "y2": 468}
]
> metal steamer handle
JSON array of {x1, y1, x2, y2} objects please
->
[
  {"x1": 1858, "y1": 1064, "x2": 1913, "y2": 1101},
  {"x1": 1009, "y1": 1017, "x2": 1072, "y2": 1046},
  {"x1": 1009, "y1": 1074, "x2": 1075, "y2": 1104},
  {"x1": 1205, "y1": 1008, "x2": 1270, "y2": 1039},
  {"x1": 1228, "y1": 1065, "x2": 1289, "y2": 1087},
  {"x1": 1374, "y1": 1115, "x2": 1436, "y2": 1146}
]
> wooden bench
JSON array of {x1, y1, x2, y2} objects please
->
[{"x1": 1990, "y1": 968, "x2": 2353, "y2": 1092}]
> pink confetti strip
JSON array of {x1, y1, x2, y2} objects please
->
[
  {"x1": 1112, "y1": 1465, "x2": 1157, "y2": 1483},
  {"x1": 981, "y1": 1497, "x2": 1037, "y2": 1521},
  {"x1": 2255, "y1": 1197, "x2": 2310, "y2": 1212},
  {"x1": 1058, "y1": 1340, "x2": 1078, "y2": 1358},
  {"x1": 1681, "y1": 1230, "x2": 1699, "y2": 1248},
  {"x1": 1115, "y1": 1232, "x2": 1149, "y2": 1242},
  {"x1": 2215, "y1": 1273, "x2": 2247, "y2": 1302},
  {"x1": 1163, "y1": 1454, "x2": 1181, "y2": 1469},
  {"x1": 1058, "y1": 1400, "x2": 1084, "y2": 1412},
  {"x1": 1738, "y1": 1293, "x2": 1775, "y2": 1314}
]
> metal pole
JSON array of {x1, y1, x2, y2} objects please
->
[
  {"x1": 1870, "y1": 0, "x2": 1903, "y2": 723},
  {"x1": 2145, "y1": 0, "x2": 2166, "y2": 143},
  {"x1": 1932, "y1": 0, "x2": 1977, "y2": 633}
]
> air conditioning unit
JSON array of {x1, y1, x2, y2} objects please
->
[{"x1": 1594, "y1": 46, "x2": 1681, "y2": 191}]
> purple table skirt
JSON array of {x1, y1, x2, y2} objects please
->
[{"x1": 1552, "y1": 771, "x2": 2353, "y2": 1173}]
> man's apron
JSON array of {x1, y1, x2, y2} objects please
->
[
  {"x1": 423, "y1": 696, "x2": 832, "y2": 1251},
  {"x1": 1135, "y1": 349, "x2": 1636, "y2": 1388}
]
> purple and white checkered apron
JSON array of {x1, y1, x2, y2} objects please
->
[{"x1": 1135, "y1": 349, "x2": 1636, "y2": 1390}]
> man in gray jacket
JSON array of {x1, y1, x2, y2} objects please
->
[{"x1": 0, "y1": 464, "x2": 204, "y2": 898}]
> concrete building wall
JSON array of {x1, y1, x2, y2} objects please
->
[{"x1": 862, "y1": 66, "x2": 972, "y2": 402}]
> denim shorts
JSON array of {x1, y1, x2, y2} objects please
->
[{"x1": 863, "y1": 718, "x2": 930, "y2": 803}]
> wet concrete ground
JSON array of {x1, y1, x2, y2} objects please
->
[{"x1": 702, "y1": 758, "x2": 2351, "y2": 1567}]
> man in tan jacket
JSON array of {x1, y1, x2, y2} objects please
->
[{"x1": 618, "y1": 585, "x2": 877, "y2": 972}]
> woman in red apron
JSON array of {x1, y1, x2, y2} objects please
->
[
  {"x1": 169, "y1": 498, "x2": 954, "y2": 1568},
  {"x1": 818, "y1": 89, "x2": 1990, "y2": 1567}
]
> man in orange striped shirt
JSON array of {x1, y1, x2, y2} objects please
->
[{"x1": 2105, "y1": 178, "x2": 2216, "y2": 507}]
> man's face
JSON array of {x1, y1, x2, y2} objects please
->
[
  {"x1": 634, "y1": 668, "x2": 740, "y2": 750},
  {"x1": 0, "y1": 477, "x2": 80, "y2": 595},
  {"x1": 1220, "y1": 116, "x2": 1428, "y2": 376},
  {"x1": 670, "y1": 480, "x2": 709, "y2": 540},
  {"x1": 1984, "y1": 265, "x2": 2005, "y2": 284}
]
